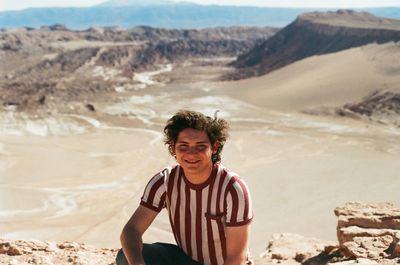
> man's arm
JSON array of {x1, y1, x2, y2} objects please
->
[
  {"x1": 120, "y1": 205, "x2": 159, "y2": 265},
  {"x1": 224, "y1": 224, "x2": 251, "y2": 265}
]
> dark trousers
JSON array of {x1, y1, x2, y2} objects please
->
[{"x1": 116, "y1": 242, "x2": 202, "y2": 265}]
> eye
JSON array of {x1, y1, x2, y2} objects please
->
[
  {"x1": 196, "y1": 145, "x2": 207, "y2": 151},
  {"x1": 177, "y1": 144, "x2": 189, "y2": 152}
]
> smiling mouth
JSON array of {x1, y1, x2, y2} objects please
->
[{"x1": 185, "y1": 160, "x2": 200, "y2": 164}]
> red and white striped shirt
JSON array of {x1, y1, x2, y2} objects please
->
[{"x1": 140, "y1": 163, "x2": 253, "y2": 265}]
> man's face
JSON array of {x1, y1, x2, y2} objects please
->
[{"x1": 174, "y1": 128, "x2": 217, "y2": 179}]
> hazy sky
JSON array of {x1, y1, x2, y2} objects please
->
[{"x1": 1, "y1": 0, "x2": 399, "y2": 11}]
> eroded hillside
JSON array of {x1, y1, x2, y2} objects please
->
[{"x1": 0, "y1": 25, "x2": 278, "y2": 111}]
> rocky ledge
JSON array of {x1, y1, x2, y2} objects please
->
[
  {"x1": 0, "y1": 240, "x2": 118, "y2": 265},
  {"x1": 1, "y1": 202, "x2": 399, "y2": 265},
  {"x1": 258, "y1": 202, "x2": 400, "y2": 265}
]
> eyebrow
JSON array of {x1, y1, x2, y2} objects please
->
[{"x1": 176, "y1": 140, "x2": 210, "y2": 144}]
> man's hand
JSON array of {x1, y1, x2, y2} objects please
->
[
  {"x1": 224, "y1": 224, "x2": 251, "y2": 265},
  {"x1": 120, "y1": 205, "x2": 159, "y2": 265}
]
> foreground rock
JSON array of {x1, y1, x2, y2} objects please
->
[
  {"x1": 335, "y1": 202, "x2": 400, "y2": 260},
  {"x1": 257, "y1": 202, "x2": 400, "y2": 265},
  {"x1": 256, "y1": 233, "x2": 337, "y2": 265},
  {"x1": 2, "y1": 202, "x2": 399, "y2": 265},
  {"x1": 0, "y1": 239, "x2": 118, "y2": 265}
]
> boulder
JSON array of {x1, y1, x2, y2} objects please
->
[
  {"x1": 391, "y1": 232, "x2": 400, "y2": 258},
  {"x1": 335, "y1": 202, "x2": 400, "y2": 260},
  {"x1": 0, "y1": 238, "x2": 118, "y2": 265},
  {"x1": 341, "y1": 235, "x2": 393, "y2": 259},
  {"x1": 338, "y1": 226, "x2": 398, "y2": 244},
  {"x1": 334, "y1": 202, "x2": 400, "y2": 231},
  {"x1": 257, "y1": 233, "x2": 336, "y2": 265}
]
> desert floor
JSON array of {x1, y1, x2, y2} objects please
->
[{"x1": 1, "y1": 43, "x2": 400, "y2": 257}]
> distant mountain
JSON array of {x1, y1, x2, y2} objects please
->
[
  {"x1": 98, "y1": 0, "x2": 176, "y2": 6},
  {"x1": 0, "y1": 5, "x2": 308, "y2": 29},
  {"x1": 1, "y1": 2, "x2": 399, "y2": 30},
  {"x1": 229, "y1": 10, "x2": 400, "y2": 79}
]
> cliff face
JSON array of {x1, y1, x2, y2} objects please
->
[{"x1": 230, "y1": 10, "x2": 400, "y2": 79}]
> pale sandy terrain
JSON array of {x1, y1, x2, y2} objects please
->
[
  {"x1": 1, "y1": 42, "x2": 400, "y2": 259},
  {"x1": 217, "y1": 42, "x2": 400, "y2": 112}
]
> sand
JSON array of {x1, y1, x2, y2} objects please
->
[
  {"x1": 1, "y1": 42, "x2": 400, "y2": 257},
  {"x1": 217, "y1": 42, "x2": 400, "y2": 112}
]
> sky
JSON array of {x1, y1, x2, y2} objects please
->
[{"x1": 0, "y1": 0, "x2": 399, "y2": 11}]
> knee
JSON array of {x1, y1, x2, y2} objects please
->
[{"x1": 115, "y1": 249, "x2": 129, "y2": 265}]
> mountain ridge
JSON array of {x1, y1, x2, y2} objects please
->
[
  {"x1": 98, "y1": 0, "x2": 177, "y2": 6},
  {"x1": 1, "y1": 5, "x2": 400, "y2": 30},
  {"x1": 229, "y1": 10, "x2": 400, "y2": 79}
]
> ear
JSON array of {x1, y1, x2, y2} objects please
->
[
  {"x1": 212, "y1": 141, "x2": 219, "y2": 154},
  {"x1": 170, "y1": 144, "x2": 176, "y2": 156}
]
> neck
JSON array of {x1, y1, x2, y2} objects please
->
[{"x1": 184, "y1": 163, "x2": 214, "y2": 185}]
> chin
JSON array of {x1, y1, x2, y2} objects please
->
[{"x1": 183, "y1": 164, "x2": 200, "y2": 171}]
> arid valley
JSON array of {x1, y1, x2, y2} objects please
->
[{"x1": 1, "y1": 9, "x2": 400, "y2": 265}]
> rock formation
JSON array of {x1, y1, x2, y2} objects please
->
[
  {"x1": 257, "y1": 202, "x2": 400, "y2": 265},
  {"x1": 257, "y1": 233, "x2": 336, "y2": 265},
  {"x1": 229, "y1": 10, "x2": 400, "y2": 79},
  {"x1": 335, "y1": 202, "x2": 400, "y2": 260},
  {"x1": 1, "y1": 202, "x2": 399, "y2": 264},
  {"x1": 0, "y1": 239, "x2": 118, "y2": 265},
  {"x1": 339, "y1": 91, "x2": 400, "y2": 127}
]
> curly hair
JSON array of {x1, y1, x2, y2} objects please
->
[{"x1": 164, "y1": 110, "x2": 229, "y2": 164}]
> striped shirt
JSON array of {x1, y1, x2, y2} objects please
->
[{"x1": 140, "y1": 163, "x2": 253, "y2": 265}]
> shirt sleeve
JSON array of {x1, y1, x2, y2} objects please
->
[
  {"x1": 225, "y1": 176, "x2": 253, "y2": 226},
  {"x1": 140, "y1": 169, "x2": 167, "y2": 212}
]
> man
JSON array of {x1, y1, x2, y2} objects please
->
[{"x1": 117, "y1": 110, "x2": 253, "y2": 265}]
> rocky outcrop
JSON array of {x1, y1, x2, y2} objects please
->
[
  {"x1": 229, "y1": 10, "x2": 400, "y2": 79},
  {"x1": 344, "y1": 91, "x2": 400, "y2": 117},
  {"x1": 1, "y1": 202, "x2": 400, "y2": 265},
  {"x1": 0, "y1": 239, "x2": 118, "y2": 265},
  {"x1": 127, "y1": 39, "x2": 258, "y2": 70},
  {"x1": 257, "y1": 202, "x2": 400, "y2": 265},
  {"x1": 81, "y1": 26, "x2": 278, "y2": 43},
  {"x1": 0, "y1": 25, "x2": 277, "y2": 54},
  {"x1": 335, "y1": 202, "x2": 400, "y2": 234},
  {"x1": 257, "y1": 233, "x2": 337, "y2": 264},
  {"x1": 39, "y1": 47, "x2": 101, "y2": 72},
  {"x1": 335, "y1": 202, "x2": 400, "y2": 260},
  {"x1": 338, "y1": 91, "x2": 400, "y2": 127}
]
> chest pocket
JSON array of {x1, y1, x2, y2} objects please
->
[{"x1": 205, "y1": 212, "x2": 226, "y2": 241}]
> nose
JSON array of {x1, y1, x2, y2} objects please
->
[{"x1": 187, "y1": 146, "x2": 199, "y2": 154}]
